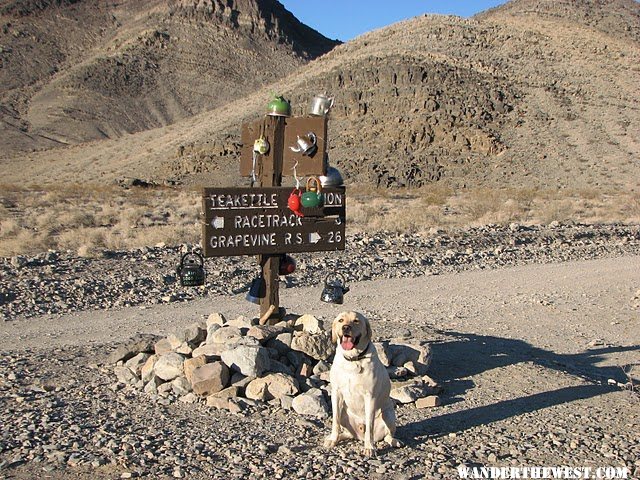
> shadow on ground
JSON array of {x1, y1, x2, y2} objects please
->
[{"x1": 399, "y1": 330, "x2": 639, "y2": 442}]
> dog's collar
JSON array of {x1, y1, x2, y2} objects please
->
[{"x1": 343, "y1": 341, "x2": 372, "y2": 362}]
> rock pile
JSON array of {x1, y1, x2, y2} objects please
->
[{"x1": 109, "y1": 312, "x2": 437, "y2": 417}]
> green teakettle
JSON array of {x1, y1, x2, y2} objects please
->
[
  {"x1": 301, "y1": 176, "x2": 323, "y2": 208},
  {"x1": 266, "y1": 95, "x2": 291, "y2": 117}
]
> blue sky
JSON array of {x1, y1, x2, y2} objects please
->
[{"x1": 280, "y1": 0, "x2": 510, "y2": 41}]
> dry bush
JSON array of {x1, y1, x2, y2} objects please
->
[{"x1": 0, "y1": 182, "x2": 637, "y2": 257}]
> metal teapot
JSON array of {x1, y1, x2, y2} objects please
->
[
  {"x1": 177, "y1": 252, "x2": 205, "y2": 287},
  {"x1": 319, "y1": 153, "x2": 344, "y2": 187},
  {"x1": 320, "y1": 273, "x2": 349, "y2": 304},
  {"x1": 319, "y1": 166, "x2": 344, "y2": 188},
  {"x1": 309, "y1": 94, "x2": 334, "y2": 116},
  {"x1": 290, "y1": 132, "x2": 317, "y2": 156},
  {"x1": 246, "y1": 275, "x2": 265, "y2": 304},
  {"x1": 267, "y1": 95, "x2": 291, "y2": 117}
]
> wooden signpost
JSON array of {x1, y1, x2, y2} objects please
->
[
  {"x1": 202, "y1": 107, "x2": 345, "y2": 323},
  {"x1": 202, "y1": 187, "x2": 345, "y2": 256}
]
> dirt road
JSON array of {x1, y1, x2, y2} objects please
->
[{"x1": 1, "y1": 255, "x2": 638, "y2": 479}]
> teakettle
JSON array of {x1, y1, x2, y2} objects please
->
[
  {"x1": 320, "y1": 273, "x2": 349, "y2": 304},
  {"x1": 176, "y1": 252, "x2": 205, "y2": 287},
  {"x1": 279, "y1": 255, "x2": 296, "y2": 275},
  {"x1": 289, "y1": 132, "x2": 317, "y2": 156},
  {"x1": 267, "y1": 95, "x2": 291, "y2": 117},
  {"x1": 246, "y1": 275, "x2": 265, "y2": 304},
  {"x1": 301, "y1": 177, "x2": 322, "y2": 208},
  {"x1": 309, "y1": 94, "x2": 334, "y2": 116},
  {"x1": 288, "y1": 188, "x2": 304, "y2": 217},
  {"x1": 253, "y1": 136, "x2": 270, "y2": 155}
]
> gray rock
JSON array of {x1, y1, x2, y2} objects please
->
[
  {"x1": 140, "y1": 355, "x2": 158, "y2": 383},
  {"x1": 390, "y1": 379, "x2": 440, "y2": 403},
  {"x1": 114, "y1": 366, "x2": 138, "y2": 385},
  {"x1": 294, "y1": 314, "x2": 325, "y2": 334},
  {"x1": 290, "y1": 331, "x2": 334, "y2": 361},
  {"x1": 208, "y1": 325, "x2": 243, "y2": 344},
  {"x1": 153, "y1": 352, "x2": 185, "y2": 381},
  {"x1": 144, "y1": 376, "x2": 163, "y2": 394},
  {"x1": 179, "y1": 392, "x2": 198, "y2": 404},
  {"x1": 171, "y1": 376, "x2": 192, "y2": 396},
  {"x1": 246, "y1": 324, "x2": 289, "y2": 343},
  {"x1": 206, "y1": 312, "x2": 227, "y2": 328},
  {"x1": 124, "y1": 352, "x2": 151, "y2": 376},
  {"x1": 291, "y1": 388, "x2": 330, "y2": 418},
  {"x1": 266, "y1": 333, "x2": 293, "y2": 354},
  {"x1": 245, "y1": 373, "x2": 299, "y2": 401},
  {"x1": 191, "y1": 361, "x2": 229, "y2": 396},
  {"x1": 191, "y1": 343, "x2": 225, "y2": 359},
  {"x1": 267, "y1": 359, "x2": 295, "y2": 375},
  {"x1": 209, "y1": 386, "x2": 241, "y2": 399},
  {"x1": 280, "y1": 395, "x2": 294, "y2": 411},
  {"x1": 227, "y1": 315, "x2": 255, "y2": 329},
  {"x1": 154, "y1": 338, "x2": 173, "y2": 356},
  {"x1": 221, "y1": 345, "x2": 269, "y2": 377},
  {"x1": 108, "y1": 334, "x2": 160, "y2": 363},
  {"x1": 378, "y1": 341, "x2": 432, "y2": 374},
  {"x1": 181, "y1": 322, "x2": 207, "y2": 346},
  {"x1": 313, "y1": 360, "x2": 330, "y2": 376}
]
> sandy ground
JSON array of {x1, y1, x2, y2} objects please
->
[{"x1": 2, "y1": 255, "x2": 638, "y2": 362}]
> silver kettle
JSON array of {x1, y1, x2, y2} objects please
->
[
  {"x1": 309, "y1": 94, "x2": 334, "y2": 116},
  {"x1": 320, "y1": 273, "x2": 349, "y2": 304}
]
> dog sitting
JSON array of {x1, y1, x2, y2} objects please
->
[{"x1": 324, "y1": 311, "x2": 403, "y2": 457}]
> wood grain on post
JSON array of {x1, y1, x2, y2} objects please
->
[{"x1": 258, "y1": 115, "x2": 285, "y2": 322}]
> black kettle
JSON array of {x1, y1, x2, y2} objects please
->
[
  {"x1": 177, "y1": 251, "x2": 205, "y2": 287},
  {"x1": 320, "y1": 273, "x2": 349, "y2": 304}
]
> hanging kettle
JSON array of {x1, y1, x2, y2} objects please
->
[
  {"x1": 279, "y1": 254, "x2": 296, "y2": 275},
  {"x1": 289, "y1": 132, "x2": 317, "y2": 156},
  {"x1": 267, "y1": 95, "x2": 291, "y2": 117},
  {"x1": 176, "y1": 251, "x2": 205, "y2": 287},
  {"x1": 320, "y1": 273, "x2": 349, "y2": 304},
  {"x1": 253, "y1": 136, "x2": 270, "y2": 155},
  {"x1": 246, "y1": 275, "x2": 265, "y2": 304},
  {"x1": 301, "y1": 177, "x2": 323, "y2": 208},
  {"x1": 288, "y1": 188, "x2": 304, "y2": 217},
  {"x1": 319, "y1": 153, "x2": 344, "y2": 187},
  {"x1": 309, "y1": 94, "x2": 334, "y2": 116}
]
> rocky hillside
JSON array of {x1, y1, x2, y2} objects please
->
[
  {"x1": 477, "y1": 0, "x2": 640, "y2": 42},
  {"x1": 1, "y1": 0, "x2": 638, "y2": 193},
  {"x1": 0, "y1": 0, "x2": 339, "y2": 153},
  {"x1": 163, "y1": 0, "x2": 640, "y2": 191}
]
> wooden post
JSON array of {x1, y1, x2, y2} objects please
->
[{"x1": 257, "y1": 115, "x2": 285, "y2": 322}]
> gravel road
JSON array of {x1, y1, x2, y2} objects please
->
[{"x1": 1, "y1": 252, "x2": 638, "y2": 479}]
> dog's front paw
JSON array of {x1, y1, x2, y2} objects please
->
[
  {"x1": 388, "y1": 437, "x2": 404, "y2": 448},
  {"x1": 323, "y1": 436, "x2": 338, "y2": 448},
  {"x1": 363, "y1": 445, "x2": 377, "y2": 458}
]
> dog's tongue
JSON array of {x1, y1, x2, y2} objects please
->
[{"x1": 341, "y1": 336, "x2": 355, "y2": 351}]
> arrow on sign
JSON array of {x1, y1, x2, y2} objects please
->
[
  {"x1": 211, "y1": 217, "x2": 225, "y2": 229},
  {"x1": 309, "y1": 232, "x2": 321, "y2": 244}
]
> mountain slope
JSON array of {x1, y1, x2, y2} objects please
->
[
  {"x1": 1, "y1": 0, "x2": 638, "y2": 193},
  {"x1": 0, "y1": 0, "x2": 339, "y2": 154}
]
